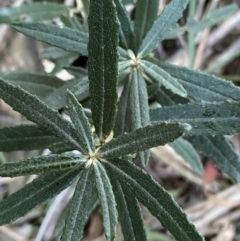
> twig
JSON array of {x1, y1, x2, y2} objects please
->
[{"x1": 0, "y1": 226, "x2": 26, "y2": 241}]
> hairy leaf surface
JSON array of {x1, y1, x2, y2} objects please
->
[
  {"x1": 66, "y1": 91, "x2": 95, "y2": 154},
  {"x1": 0, "y1": 166, "x2": 82, "y2": 225},
  {"x1": 0, "y1": 72, "x2": 63, "y2": 99},
  {"x1": 141, "y1": 60, "x2": 187, "y2": 97},
  {"x1": 129, "y1": 69, "x2": 150, "y2": 165},
  {"x1": 0, "y1": 2, "x2": 68, "y2": 24},
  {"x1": 139, "y1": 0, "x2": 189, "y2": 57},
  {"x1": 111, "y1": 179, "x2": 147, "y2": 241},
  {"x1": 100, "y1": 123, "x2": 189, "y2": 158},
  {"x1": 0, "y1": 153, "x2": 84, "y2": 177},
  {"x1": 43, "y1": 77, "x2": 89, "y2": 110},
  {"x1": 151, "y1": 59, "x2": 240, "y2": 102},
  {"x1": 61, "y1": 169, "x2": 95, "y2": 241},
  {"x1": 94, "y1": 162, "x2": 117, "y2": 241},
  {"x1": 0, "y1": 125, "x2": 59, "y2": 151},
  {"x1": 150, "y1": 101, "x2": 240, "y2": 136},
  {"x1": 114, "y1": 0, "x2": 134, "y2": 50},
  {"x1": 13, "y1": 23, "x2": 89, "y2": 56},
  {"x1": 114, "y1": 74, "x2": 131, "y2": 136},
  {"x1": 104, "y1": 159, "x2": 204, "y2": 241},
  {"x1": 190, "y1": 136, "x2": 240, "y2": 182},
  {"x1": 134, "y1": 0, "x2": 159, "y2": 53},
  {"x1": 0, "y1": 78, "x2": 84, "y2": 152},
  {"x1": 88, "y1": 0, "x2": 119, "y2": 140}
]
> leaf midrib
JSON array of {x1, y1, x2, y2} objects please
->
[
  {"x1": 101, "y1": 128, "x2": 181, "y2": 157},
  {"x1": 0, "y1": 168, "x2": 78, "y2": 216},
  {"x1": 106, "y1": 161, "x2": 192, "y2": 241},
  {"x1": 140, "y1": 0, "x2": 183, "y2": 55},
  {"x1": 68, "y1": 171, "x2": 89, "y2": 240},
  {"x1": 5, "y1": 93, "x2": 82, "y2": 151}
]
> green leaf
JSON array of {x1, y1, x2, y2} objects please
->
[
  {"x1": 155, "y1": 87, "x2": 189, "y2": 107},
  {"x1": 42, "y1": 47, "x2": 79, "y2": 61},
  {"x1": 190, "y1": 136, "x2": 240, "y2": 182},
  {"x1": 64, "y1": 66, "x2": 87, "y2": 78},
  {"x1": 61, "y1": 14, "x2": 84, "y2": 31},
  {"x1": 111, "y1": 179, "x2": 147, "y2": 241},
  {"x1": 151, "y1": 58, "x2": 240, "y2": 102},
  {"x1": 49, "y1": 142, "x2": 73, "y2": 154},
  {"x1": 0, "y1": 71, "x2": 64, "y2": 99},
  {"x1": 104, "y1": 159, "x2": 204, "y2": 241},
  {"x1": 114, "y1": 74, "x2": 132, "y2": 136},
  {"x1": 114, "y1": 0, "x2": 134, "y2": 50},
  {"x1": 134, "y1": 0, "x2": 159, "y2": 53},
  {"x1": 169, "y1": 138, "x2": 203, "y2": 175},
  {"x1": 12, "y1": 23, "x2": 88, "y2": 56},
  {"x1": 130, "y1": 69, "x2": 150, "y2": 134},
  {"x1": 0, "y1": 125, "x2": 59, "y2": 152},
  {"x1": 0, "y1": 153, "x2": 84, "y2": 177},
  {"x1": 140, "y1": 60, "x2": 187, "y2": 97},
  {"x1": 0, "y1": 166, "x2": 82, "y2": 225},
  {"x1": 139, "y1": 0, "x2": 189, "y2": 57},
  {"x1": 88, "y1": 0, "x2": 119, "y2": 141},
  {"x1": 188, "y1": 4, "x2": 238, "y2": 34},
  {"x1": 43, "y1": 77, "x2": 89, "y2": 110},
  {"x1": 61, "y1": 168, "x2": 95, "y2": 241},
  {"x1": 100, "y1": 123, "x2": 190, "y2": 158},
  {"x1": 0, "y1": 2, "x2": 69, "y2": 24},
  {"x1": 0, "y1": 78, "x2": 85, "y2": 152},
  {"x1": 129, "y1": 69, "x2": 150, "y2": 165},
  {"x1": 0, "y1": 153, "x2": 6, "y2": 165},
  {"x1": 94, "y1": 162, "x2": 117, "y2": 241},
  {"x1": 150, "y1": 101, "x2": 240, "y2": 136},
  {"x1": 66, "y1": 91, "x2": 95, "y2": 155}
]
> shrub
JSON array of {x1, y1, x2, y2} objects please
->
[{"x1": 0, "y1": 0, "x2": 239, "y2": 240}]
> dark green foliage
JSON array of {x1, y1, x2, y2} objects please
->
[{"x1": 0, "y1": 0, "x2": 239, "y2": 241}]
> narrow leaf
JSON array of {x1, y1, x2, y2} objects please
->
[
  {"x1": 64, "y1": 66, "x2": 87, "y2": 78},
  {"x1": 139, "y1": 0, "x2": 189, "y2": 57},
  {"x1": 155, "y1": 87, "x2": 189, "y2": 107},
  {"x1": 0, "y1": 78, "x2": 85, "y2": 152},
  {"x1": 66, "y1": 91, "x2": 95, "y2": 154},
  {"x1": 111, "y1": 179, "x2": 147, "y2": 241},
  {"x1": 129, "y1": 69, "x2": 150, "y2": 165},
  {"x1": 170, "y1": 138, "x2": 203, "y2": 175},
  {"x1": 114, "y1": 0, "x2": 134, "y2": 50},
  {"x1": 0, "y1": 2, "x2": 69, "y2": 24},
  {"x1": 134, "y1": 0, "x2": 159, "y2": 53},
  {"x1": 94, "y1": 162, "x2": 117, "y2": 241},
  {"x1": 12, "y1": 23, "x2": 88, "y2": 56},
  {"x1": 150, "y1": 101, "x2": 240, "y2": 136},
  {"x1": 190, "y1": 136, "x2": 240, "y2": 182},
  {"x1": 42, "y1": 47, "x2": 79, "y2": 61},
  {"x1": 61, "y1": 169, "x2": 95, "y2": 241},
  {"x1": 141, "y1": 60, "x2": 187, "y2": 97},
  {"x1": 0, "y1": 153, "x2": 6, "y2": 165},
  {"x1": 0, "y1": 153, "x2": 84, "y2": 177},
  {"x1": 0, "y1": 71, "x2": 63, "y2": 99},
  {"x1": 151, "y1": 58, "x2": 240, "y2": 102},
  {"x1": 104, "y1": 159, "x2": 204, "y2": 241},
  {"x1": 188, "y1": 4, "x2": 238, "y2": 34},
  {"x1": 0, "y1": 166, "x2": 82, "y2": 225},
  {"x1": 100, "y1": 123, "x2": 190, "y2": 158},
  {"x1": 43, "y1": 77, "x2": 89, "y2": 110},
  {"x1": 114, "y1": 73, "x2": 132, "y2": 136},
  {"x1": 0, "y1": 125, "x2": 59, "y2": 152},
  {"x1": 88, "y1": 0, "x2": 119, "y2": 140}
]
